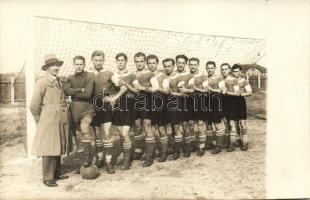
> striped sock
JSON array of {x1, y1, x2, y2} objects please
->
[
  {"x1": 174, "y1": 135, "x2": 183, "y2": 151},
  {"x1": 145, "y1": 137, "x2": 155, "y2": 146},
  {"x1": 160, "y1": 136, "x2": 168, "y2": 145},
  {"x1": 95, "y1": 138, "x2": 104, "y2": 161},
  {"x1": 123, "y1": 141, "x2": 132, "y2": 151},
  {"x1": 215, "y1": 129, "x2": 224, "y2": 146},
  {"x1": 133, "y1": 134, "x2": 145, "y2": 153},
  {"x1": 103, "y1": 140, "x2": 113, "y2": 155},
  {"x1": 184, "y1": 136, "x2": 191, "y2": 145}
]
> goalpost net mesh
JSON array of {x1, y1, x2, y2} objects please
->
[{"x1": 34, "y1": 16, "x2": 266, "y2": 78}]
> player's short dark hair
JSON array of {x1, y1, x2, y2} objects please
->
[
  {"x1": 206, "y1": 61, "x2": 216, "y2": 67},
  {"x1": 73, "y1": 55, "x2": 86, "y2": 64},
  {"x1": 175, "y1": 54, "x2": 188, "y2": 63},
  {"x1": 231, "y1": 64, "x2": 242, "y2": 71},
  {"x1": 146, "y1": 54, "x2": 159, "y2": 63},
  {"x1": 115, "y1": 53, "x2": 128, "y2": 61},
  {"x1": 220, "y1": 63, "x2": 230, "y2": 68},
  {"x1": 189, "y1": 57, "x2": 200, "y2": 64},
  {"x1": 91, "y1": 50, "x2": 105, "y2": 59},
  {"x1": 134, "y1": 52, "x2": 146, "y2": 60},
  {"x1": 162, "y1": 58, "x2": 175, "y2": 66}
]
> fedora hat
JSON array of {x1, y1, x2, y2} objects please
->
[{"x1": 41, "y1": 54, "x2": 64, "y2": 71}]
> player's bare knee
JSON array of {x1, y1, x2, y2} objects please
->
[
  {"x1": 239, "y1": 120, "x2": 246, "y2": 130},
  {"x1": 158, "y1": 126, "x2": 167, "y2": 137}
]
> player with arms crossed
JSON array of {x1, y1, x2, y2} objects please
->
[
  {"x1": 64, "y1": 56, "x2": 95, "y2": 168},
  {"x1": 231, "y1": 64, "x2": 252, "y2": 151}
]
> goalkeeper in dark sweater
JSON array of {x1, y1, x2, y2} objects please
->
[{"x1": 64, "y1": 55, "x2": 95, "y2": 168}]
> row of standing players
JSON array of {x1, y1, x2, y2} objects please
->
[{"x1": 64, "y1": 51, "x2": 253, "y2": 174}]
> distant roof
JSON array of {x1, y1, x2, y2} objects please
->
[{"x1": 240, "y1": 64, "x2": 267, "y2": 73}]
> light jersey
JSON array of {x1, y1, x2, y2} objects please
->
[
  {"x1": 169, "y1": 71, "x2": 194, "y2": 92},
  {"x1": 150, "y1": 72, "x2": 170, "y2": 91},
  {"x1": 207, "y1": 74, "x2": 225, "y2": 90},
  {"x1": 111, "y1": 71, "x2": 137, "y2": 88},
  {"x1": 223, "y1": 75, "x2": 239, "y2": 93},
  {"x1": 135, "y1": 70, "x2": 156, "y2": 88},
  {"x1": 188, "y1": 73, "x2": 208, "y2": 89},
  {"x1": 236, "y1": 77, "x2": 252, "y2": 93},
  {"x1": 92, "y1": 69, "x2": 115, "y2": 95}
]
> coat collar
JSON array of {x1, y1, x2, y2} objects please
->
[
  {"x1": 46, "y1": 74, "x2": 61, "y2": 89},
  {"x1": 46, "y1": 74, "x2": 57, "y2": 83}
]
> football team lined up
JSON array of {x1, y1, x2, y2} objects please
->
[{"x1": 63, "y1": 50, "x2": 253, "y2": 174}]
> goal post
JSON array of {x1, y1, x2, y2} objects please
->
[{"x1": 26, "y1": 16, "x2": 266, "y2": 157}]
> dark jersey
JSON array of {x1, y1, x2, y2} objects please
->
[
  {"x1": 136, "y1": 70, "x2": 156, "y2": 88},
  {"x1": 64, "y1": 71, "x2": 94, "y2": 102},
  {"x1": 92, "y1": 70, "x2": 115, "y2": 96}
]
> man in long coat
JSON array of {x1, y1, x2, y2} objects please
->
[{"x1": 30, "y1": 54, "x2": 71, "y2": 187}]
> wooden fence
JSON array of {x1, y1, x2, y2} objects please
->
[{"x1": 0, "y1": 77, "x2": 26, "y2": 103}]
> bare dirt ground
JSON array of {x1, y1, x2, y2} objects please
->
[{"x1": 0, "y1": 105, "x2": 266, "y2": 200}]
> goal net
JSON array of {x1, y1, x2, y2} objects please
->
[{"x1": 33, "y1": 16, "x2": 266, "y2": 77}]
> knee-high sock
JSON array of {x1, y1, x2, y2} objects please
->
[
  {"x1": 160, "y1": 136, "x2": 168, "y2": 153},
  {"x1": 133, "y1": 134, "x2": 145, "y2": 154},
  {"x1": 241, "y1": 128, "x2": 248, "y2": 144},
  {"x1": 174, "y1": 134, "x2": 183, "y2": 152},
  {"x1": 95, "y1": 135, "x2": 104, "y2": 161},
  {"x1": 167, "y1": 133, "x2": 174, "y2": 150},
  {"x1": 206, "y1": 130, "x2": 215, "y2": 146},
  {"x1": 198, "y1": 132, "x2": 207, "y2": 149},
  {"x1": 103, "y1": 139, "x2": 113, "y2": 163},
  {"x1": 215, "y1": 129, "x2": 224, "y2": 147},
  {"x1": 145, "y1": 136, "x2": 155, "y2": 156},
  {"x1": 82, "y1": 140, "x2": 91, "y2": 163},
  {"x1": 230, "y1": 127, "x2": 237, "y2": 146},
  {"x1": 123, "y1": 140, "x2": 132, "y2": 152}
]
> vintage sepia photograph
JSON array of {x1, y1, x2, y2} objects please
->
[{"x1": 0, "y1": 1, "x2": 309, "y2": 200}]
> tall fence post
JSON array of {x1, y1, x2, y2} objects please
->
[
  {"x1": 11, "y1": 77, "x2": 15, "y2": 104},
  {"x1": 258, "y1": 74, "x2": 261, "y2": 89}
]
